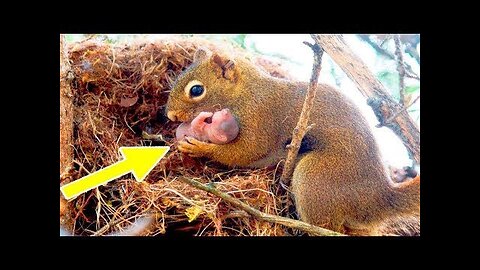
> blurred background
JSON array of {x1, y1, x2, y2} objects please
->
[{"x1": 65, "y1": 34, "x2": 420, "y2": 170}]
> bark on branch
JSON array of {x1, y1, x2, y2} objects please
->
[
  {"x1": 60, "y1": 35, "x2": 74, "y2": 177},
  {"x1": 176, "y1": 177, "x2": 345, "y2": 236},
  {"x1": 311, "y1": 34, "x2": 420, "y2": 164},
  {"x1": 60, "y1": 34, "x2": 75, "y2": 233},
  {"x1": 280, "y1": 41, "x2": 324, "y2": 185},
  {"x1": 394, "y1": 35, "x2": 406, "y2": 107}
]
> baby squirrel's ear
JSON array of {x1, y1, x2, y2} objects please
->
[
  {"x1": 193, "y1": 47, "x2": 211, "y2": 63},
  {"x1": 211, "y1": 53, "x2": 237, "y2": 82}
]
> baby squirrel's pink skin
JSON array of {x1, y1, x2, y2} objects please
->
[{"x1": 175, "y1": 108, "x2": 239, "y2": 144}]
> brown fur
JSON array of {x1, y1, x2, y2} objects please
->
[{"x1": 166, "y1": 48, "x2": 420, "y2": 235}]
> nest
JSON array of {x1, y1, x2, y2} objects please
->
[{"x1": 61, "y1": 36, "x2": 296, "y2": 236}]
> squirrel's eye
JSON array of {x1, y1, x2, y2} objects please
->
[
  {"x1": 190, "y1": 85, "x2": 204, "y2": 97},
  {"x1": 184, "y1": 80, "x2": 205, "y2": 101}
]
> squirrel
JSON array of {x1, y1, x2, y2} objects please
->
[
  {"x1": 175, "y1": 108, "x2": 239, "y2": 144},
  {"x1": 166, "y1": 47, "x2": 420, "y2": 235}
]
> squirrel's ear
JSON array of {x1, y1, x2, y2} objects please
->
[
  {"x1": 211, "y1": 53, "x2": 237, "y2": 82},
  {"x1": 193, "y1": 47, "x2": 211, "y2": 63}
]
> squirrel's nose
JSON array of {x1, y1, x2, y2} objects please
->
[{"x1": 167, "y1": 111, "x2": 178, "y2": 122}]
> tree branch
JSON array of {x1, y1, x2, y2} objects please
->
[
  {"x1": 312, "y1": 34, "x2": 420, "y2": 164},
  {"x1": 60, "y1": 34, "x2": 74, "y2": 177},
  {"x1": 378, "y1": 95, "x2": 420, "y2": 127},
  {"x1": 280, "y1": 41, "x2": 324, "y2": 185},
  {"x1": 394, "y1": 35, "x2": 406, "y2": 107},
  {"x1": 175, "y1": 177, "x2": 345, "y2": 236},
  {"x1": 358, "y1": 34, "x2": 420, "y2": 81},
  {"x1": 358, "y1": 34, "x2": 395, "y2": 59},
  {"x1": 60, "y1": 34, "x2": 75, "y2": 233}
]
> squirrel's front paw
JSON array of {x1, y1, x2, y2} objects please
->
[{"x1": 177, "y1": 137, "x2": 215, "y2": 158}]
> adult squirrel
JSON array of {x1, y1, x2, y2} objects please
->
[{"x1": 166, "y1": 47, "x2": 420, "y2": 235}]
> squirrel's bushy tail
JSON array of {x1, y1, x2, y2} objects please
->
[
  {"x1": 375, "y1": 177, "x2": 420, "y2": 235},
  {"x1": 390, "y1": 176, "x2": 420, "y2": 216}
]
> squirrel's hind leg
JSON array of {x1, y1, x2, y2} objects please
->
[
  {"x1": 290, "y1": 151, "x2": 350, "y2": 234},
  {"x1": 290, "y1": 150, "x2": 387, "y2": 236}
]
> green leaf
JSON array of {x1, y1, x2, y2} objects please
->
[
  {"x1": 377, "y1": 71, "x2": 399, "y2": 99},
  {"x1": 377, "y1": 71, "x2": 398, "y2": 86},
  {"x1": 405, "y1": 85, "x2": 420, "y2": 94},
  {"x1": 65, "y1": 34, "x2": 74, "y2": 42},
  {"x1": 64, "y1": 34, "x2": 86, "y2": 43},
  {"x1": 377, "y1": 71, "x2": 391, "y2": 80},
  {"x1": 231, "y1": 34, "x2": 247, "y2": 49}
]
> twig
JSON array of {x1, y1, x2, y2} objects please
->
[
  {"x1": 60, "y1": 34, "x2": 76, "y2": 232},
  {"x1": 60, "y1": 34, "x2": 75, "y2": 177},
  {"x1": 405, "y1": 72, "x2": 420, "y2": 81},
  {"x1": 175, "y1": 177, "x2": 345, "y2": 236},
  {"x1": 142, "y1": 131, "x2": 168, "y2": 143},
  {"x1": 108, "y1": 46, "x2": 116, "y2": 75},
  {"x1": 358, "y1": 35, "x2": 420, "y2": 81},
  {"x1": 280, "y1": 41, "x2": 324, "y2": 185},
  {"x1": 78, "y1": 34, "x2": 97, "y2": 44},
  {"x1": 379, "y1": 35, "x2": 392, "y2": 47},
  {"x1": 394, "y1": 35, "x2": 406, "y2": 106},
  {"x1": 377, "y1": 95, "x2": 420, "y2": 127},
  {"x1": 312, "y1": 34, "x2": 420, "y2": 164},
  {"x1": 359, "y1": 34, "x2": 395, "y2": 59}
]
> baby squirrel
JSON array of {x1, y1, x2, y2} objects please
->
[
  {"x1": 175, "y1": 108, "x2": 239, "y2": 144},
  {"x1": 166, "y1": 48, "x2": 420, "y2": 235}
]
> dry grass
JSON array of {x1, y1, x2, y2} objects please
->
[{"x1": 62, "y1": 36, "x2": 295, "y2": 236}]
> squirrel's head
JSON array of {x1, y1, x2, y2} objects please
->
[{"x1": 166, "y1": 47, "x2": 241, "y2": 123}]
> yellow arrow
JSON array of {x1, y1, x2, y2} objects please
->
[{"x1": 60, "y1": 146, "x2": 169, "y2": 200}]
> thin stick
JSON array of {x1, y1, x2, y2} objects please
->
[
  {"x1": 394, "y1": 35, "x2": 406, "y2": 106},
  {"x1": 358, "y1": 35, "x2": 420, "y2": 80},
  {"x1": 379, "y1": 95, "x2": 420, "y2": 127},
  {"x1": 175, "y1": 177, "x2": 345, "y2": 236},
  {"x1": 60, "y1": 34, "x2": 76, "y2": 233},
  {"x1": 280, "y1": 41, "x2": 324, "y2": 185}
]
